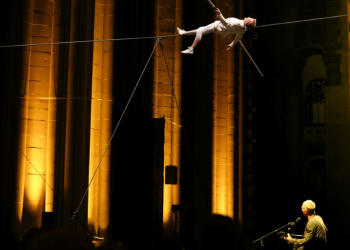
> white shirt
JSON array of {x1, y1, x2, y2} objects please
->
[{"x1": 214, "y1": 14, "x2": 247, "y2": 47}]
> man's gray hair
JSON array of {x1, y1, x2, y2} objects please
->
[
  {"x1": 303, "y1": 200, "x2": 316, "y2": 213},
  {"x1": 247, "y1": 18, "x2": 257, "y2": 28}
]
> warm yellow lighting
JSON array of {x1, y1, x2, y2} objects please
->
[
  {"x1": 87, "y1": 0, "x2": 114, "y2": 237},
  {"x1": 13, "y1": 0, "x2": 59, "y2": 234},
  {"x1": 152, "y1": 0, "x2": 183, "y2": 237},
  {"x1": 163, "y1": 184, "x2": 173, "y2": 225},
  {"x1": 24, "y1": 189, "x2": 43, "y2": 216},
  {"x1": 211, "y1": 31, "x2": 236, "y2": 218},
  {"x1": 15, "y1": 202, "x2": 23, "y2": 225},
  {"x1": 24, "y1": 166, "x2": 45, "y2": 216}
]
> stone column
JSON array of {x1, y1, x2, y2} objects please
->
[{"x1": 88, "y1": 0, "x2": 115, "y2": 238}]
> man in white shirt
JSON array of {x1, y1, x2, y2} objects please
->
[{"x1": 177, "y1": 8, "x2": 256, "y2": 54}]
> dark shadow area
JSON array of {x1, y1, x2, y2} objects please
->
[
  {"x1": 196, "y1": 214, "x2": 242, "y2": 250},
  {"x1": 111, "y1": 0, "x2": 161, "y2": 244},
  {"x1": 0, "y1": 0, "x2": 24, "y2": 235},
  {"x1": 180, "y1": 1, "x2": 215, "y2": 249},
  {"x1": 110, "y1": 103, "x2": 164, "y2": 246}
]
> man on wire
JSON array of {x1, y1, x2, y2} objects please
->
[{"x1": 177, "y1": 8, "x2": 256, "y2": 54}]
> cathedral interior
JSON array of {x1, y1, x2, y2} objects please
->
[{"x1": 0, "y1": 0, "x2": 349, "y2": 249}]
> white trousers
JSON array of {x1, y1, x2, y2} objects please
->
[{"x1": 196, "y1": 23, "x2": 215, "y2": 38}]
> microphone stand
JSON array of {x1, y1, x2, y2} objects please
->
[{"x1": 252, "y1": 222, "x2": 291, "y2": 250}]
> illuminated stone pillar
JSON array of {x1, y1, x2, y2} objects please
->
[
  {"x1": 7, "y1": 0, "x2": 107, "y2": 237},
  {"x1": 153, "y1": 0, "x2": 183, "y2": 238},
  {"x1": 210, "y1": 0, "x2": 246, "y2": 225},
  {"x1": 212, "y1": 1, "x2": 238, "y2": 218},
  {"x1": 88, "y1": 0, "x2": 115, "y2": 237},
  {"x1": 15, "y1": 0, "x2": 56, "y2": 233}
]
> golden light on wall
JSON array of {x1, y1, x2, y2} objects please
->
[
  {"x1": 87, "y1": 0, "x2": 115, "y2": 237},
  {"x1": 153, "y1": 0, "x2": 183, "y2": 238},
  {"x1": 21, "y1": 57, "x2": 51, "y2": 228},
  {"x1": 12, "y1": 0, "x2": 57, "y2": 234},
  {"x1": 212, "y1": 19, "x2": 236, "y2": 218},
  {"x1": 348, "y1": 3, "x2": 350, "y2": 48},
  {"x1": 24, "y1": 165, "x2": 45, "y2": 216}
]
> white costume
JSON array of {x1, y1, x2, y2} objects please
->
[
  {"x1": 194, "y1": 14, "x2": 246, "y2": 48},
  {"x1": 178, "y1": 12, "x2": 248, "y2": 54},
  {"x1": 214, "y1": 14, "x2": 246, "y2": 47}
]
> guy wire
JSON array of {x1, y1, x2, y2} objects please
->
[
  {"x1": 70, "y1": 39, "x2": 160, "y2": 226},
  {"x1": 255, "y1": 13, "x2": 350, "y2": 28},
  {"x1": 1, "y1": 13, "x2": 350, "y2": 48}
]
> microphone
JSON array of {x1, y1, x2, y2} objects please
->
[{"x1": 288, "y1": 217, "x2": 301, "y2": 230}]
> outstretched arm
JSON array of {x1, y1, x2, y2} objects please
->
[
  {"x1": 227, "y1": 33, "x2": 244, "y2": 50},
  {"x1": 215, "y1": 8, "x2": 229, "y2": 26}
]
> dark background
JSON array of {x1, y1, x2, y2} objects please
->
[{"x1": 0, "y1": 0, "x2": 343, "y2": 249}]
